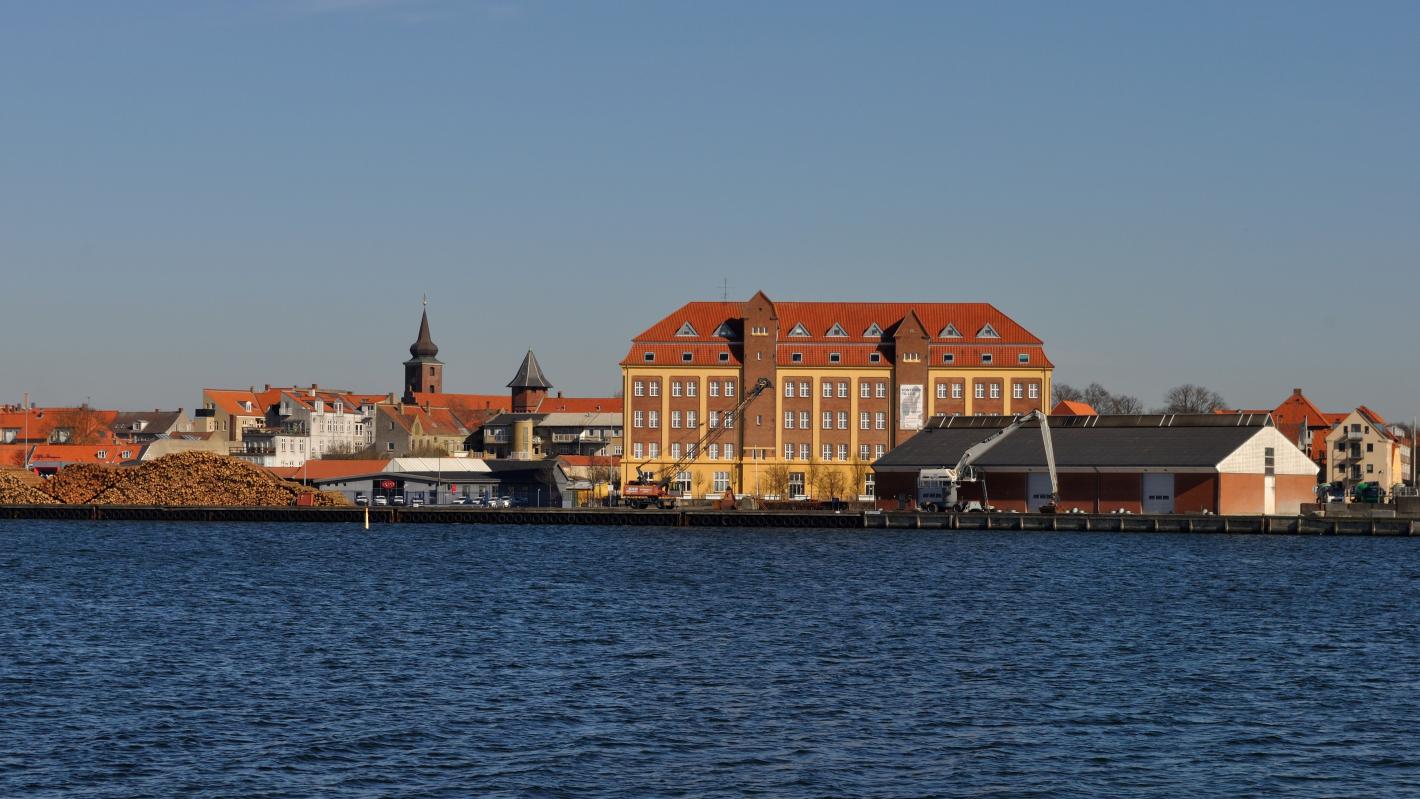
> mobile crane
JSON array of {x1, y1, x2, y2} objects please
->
[
  {"x1": 916, "y1": 409, "x2": 1059, "y2": 513},
  {"x1": 623, "y1": 377, "x2": 772, "y2": 509}
]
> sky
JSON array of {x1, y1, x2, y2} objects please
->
[{"x1": 2, "y1": 0, "x2": 1417, "y2": 420}]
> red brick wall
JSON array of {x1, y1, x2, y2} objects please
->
[
  {"x1": 1276, "y1": 474, "x2": 1317, "y2": 515},
  {"x1": 1098, "y1": 473, "x2": 1143, "y2": 514},
  {"x1": 1057, "y1": 474, "x2": 1099, "y2": 513},
  {"x1": 1174, "y1": 474, "x2": 1217, "y2": 514},
  {"x1": 1219, "y1": 473, "x2": 1264, "y2": 515},
  {"x1": 892, "y1": 314, "x2": 928, "y2": 446},
  {"x1": 1011, "y1": 379, "x2": 1044, "y2": 413},
  {"x1": 980, "y1": 472, "x2": 1027, "y2": 512},
  {"x1": 973, "y1": 379, "x2": 1004, "y2": 415}
]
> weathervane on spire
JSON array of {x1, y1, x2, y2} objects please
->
[{"x1": 422, "y1": 293, "x2": 428, "y2": 308}]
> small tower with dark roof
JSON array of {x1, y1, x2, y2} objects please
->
[
  {"x1": 507, "y1": 349, "x2": 552, "y2": 413},
  {"x1": 403, "y1": 298, "x2": 443, "y2": 402}
]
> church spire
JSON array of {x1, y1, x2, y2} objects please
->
[
  {"x1": 403, "y1": 299, "x2": 443, "y2": 401},
  {"x1": 409, "y1": 300, "x2": 439, "y2": 359}
]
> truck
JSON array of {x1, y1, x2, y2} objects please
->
[
  {"x1": 917, "y1": 409, "x2": 1059, "y2": 513},
  {"x1": 622, "y1": 377, "x2": 773, "y2": 509}
]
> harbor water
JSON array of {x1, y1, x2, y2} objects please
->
[{"x1": 4, "y1": 521, "x2": 1420, "y2": 797}]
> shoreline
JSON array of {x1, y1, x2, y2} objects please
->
[{"x1": 0, "y1": 505, "x2": 1416, "y2": 535}]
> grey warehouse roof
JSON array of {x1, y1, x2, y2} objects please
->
[{"x1": 874, "y1": 413, "x2": 1275, "y2": 472}]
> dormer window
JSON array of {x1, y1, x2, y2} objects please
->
[
  {"x1": 644, "y1": 352, "x2": 655, "y2": 362},
  {"x1": 791, "y1": 352, "x2": 804, "y2": 363},
  {"x1": 787, "y1": 323, "x2": 810, "y2": 337},
  {"x1": 977, "y1": 323, "x2": 1000, "y2": 339},
  {"x1": 864, "y1": 323, "x2": 883, "y2": 337},
  {"x1": 982, "y1": 354, "x2": 994, "y2": 364},
  {"x1": 942, "y1": 353, "x2": 955, "y2": 364},
  {"x1": 1018, "y1": 353, "x2": 1029, "y2": 364},
  {"x1": 826, "y1": 323, "x2": 847, "y2": 337},
  {"x1": 939, "y1": 323, "x2": 962, "y2": 338},
  {"x1": 869, "y1": 352, "x2": 881, "y2": 363},
  {"x1": 714, "y1": 322, "x2": 735, "y2": 338},
  {"x1": 681, "y1": 352, "x2": 693, "y2": 362},
  {"x1": 675, "y1": 322, "x2": 698, "y2": 337},
  {"x1": 829, "y1": 352, "x2": 841, "y2": 363}
]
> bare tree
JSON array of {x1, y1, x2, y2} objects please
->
[
  {"x1": 816, "y1": 467, "x2": 849, "y2": 501},
  {"x1": 848, "y1": 457, "x2": 870, "y2": 498},
  {"x1": 46, "y1": 405, "x2": 111, "y2": 444},
  {"x1": 406, "y1": 443, "x2": 451, "y2": 458},
  {"x1": 1160, "y1": 384, "x2": 1227, "y2": 414},
  {"x1": 1053, "y1": 383, "x2": 1141, "y2": 414},
  {"x1": 761, "y1": 464, "x2": 791, "y2": 498},
  {"x1": 1053, "y1": 383, "x2": 1084, "y2": 404}
]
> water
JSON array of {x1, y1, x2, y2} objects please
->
[{"x1": 4, "y1": 521, "x2": 1420, "y2": 798}]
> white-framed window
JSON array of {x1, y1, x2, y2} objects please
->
[
  {"x1": 671, "y1": 381, "x2": 682, "y2": 397},
  {"x1": 875, "y1": 382, "x2": 886, "y2": 398},
  {"x1": 686, "y1": 381, "x2": 697, "y2": 398},
  {"x1": 785, "y1": 443, "x2": 795, "y2": 460},
  {"x1": 784, "y1": 411, "x2": 795, "y2": 429},
  {"x1": 837, "y1": 444, "x2": 848, "y2": 461},
  {"x1": 634, "y1": 381, "x2": 645, "y2": 397},
  {"x1": 936, "y1": 383, "x2": 947, "y2": 399},
  {"x1": 837, "y1": 412, "x2": 848, "y2": 430},
  {"x1": 799, "y1": 411, "x2": 810, "y2": 429},
  {"x1": 875, "y1": 412, "x2": 886, "y2": 430},
  {"x1": 709, "y1": 443, "x2": 720, "y2": 460},
  {"x1": 870, "y1": 352, "x2": 881, "y2": 363},
  {"x1": 859, "y1": 444, "x2": 870, "y2": 460},
  {"x1": 875, "y1": 444, "x2": 885, "y2": 459},
  {"x1": 990, "y1": 384, "x2": 1001, "y2": 399},
  {"x1": 975, "y1": 383, "x2": 985, "y2": 400},
  {"x1": 799, "y1": 443, "x2": 810, "y2": 461},
  {"x1": 686, "y1": 411, "x2": 698, "y2": 429},
  {"x1": 791, "y1": 353, "x2": 803, "y2": 363},
  {"x1": 648, "y1": 442, "x2": 659, "y2": 457},
  {"x1": 671, "y1": 443, "x2": 682, "y2": 458},
  {"x1": 723, "y1": 444, "x2": 733, "y2": 459},
  {"x1": 789, "y1": 471, "x2": 806, "y2": 497},
  {"x1": 822, "y1": 411, "x2": 833, "y2": 430},
  {"x1": 644, "y1": 352, "x2": 655, "y2": 362},
  {"x1": 860, "y1": 382, "x2": 871, "y2": 399},
  {"x1": 709, "y1": 411, "x2": 719, "y2": 428},
  {"x1": 798, "y1": 381, "x2": 810, "y2": 396},
  {"x1": 713, "y1": 471, "x2": 731, "y2": 492},
  {"x1": 952, "y1": 383, "x2": 963, "y2": 399},
  {"x1": 1013, "y1": 383, "x2": 1024, "y2": 400},
  {"x1": 823, "y1": 443, "x2": 833, "y2": 461},
  {"x1": 835, "y1": 381, "x2": 846, "y2": 398},
  {"x1": 785, "y1": 382, "x2": 795, "y2": 398},
  {"x1": 633, "y1": 410, "x2": 645, "y2": 428},
  {"x1": 633, "y1": 442, "x2": 644, "y2": 458},
  {"x1": 982, "y1": 354, "x2": 993, "y2": 364},
  {"x1": 822, "y1": 382, "x2": 833, "y2": 398},
  {"x1": 709, "y1": 382, "x2": 719, "y2": 397},
  {"x1": 860, "y1": 411, "x2": 870, "y2": 430},
  {"x1": 725, "y1": 381, "x2": 735, "y2": 397},
  {"x1": 724, "y1": 412, "x2": 734, "y2": 429},
  {"x1": 648, "y1": 411, "x2": 659, "y2": 428},
  {"x1": 1028, "y1": 384, "x2": 1039, "y2": 399},
  {"x1": 671, "y1": 410, "x2": 682, "y2": 429},
  {"x1": 648, "y1": 381, "x2": 659, "y2": 397},
  {"x1": 942, "y1": 353, "x2": 955, "y2": 364},
  {"x1": 1018, "y1": 353, "x2": 1030, "y2": 364}
]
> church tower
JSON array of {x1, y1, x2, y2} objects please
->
[
  {"x1": 507, "y1": 350, "x2": 552, "y2": 412},
  {"x1": 403, "y1": 299, "x2": 443, "y2": 402}
]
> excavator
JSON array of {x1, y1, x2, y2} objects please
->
[
  {"x1": 623, "y1": 377, "x2": 773, "y2": 509},
  {"x1": 916, "y1": 409, "x2": 1059, "y2": 513}
]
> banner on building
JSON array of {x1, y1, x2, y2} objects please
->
[{"x1": 899, "y1": 384, "x2": 924, "y2": 430}]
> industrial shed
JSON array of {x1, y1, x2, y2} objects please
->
[{"x1": 873, "y1": 414, "x2": 1319, "y2": 515}]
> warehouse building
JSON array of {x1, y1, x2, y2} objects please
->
[{"x1": 872, "y1": 413, "x2": 1319, "y2": 515}]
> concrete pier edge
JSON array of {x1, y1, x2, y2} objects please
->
[{"x1": 0, "y1": 505, "x2": 1417, "y2": 535}]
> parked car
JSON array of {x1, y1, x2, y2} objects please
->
[
  {"x1": 373, "y1": 495, "x2": 389, "y2": 506},
  {"x1": 410, "y1": 497, "x2": 424, "y2": 508},
  {"x1": 452, "y1": 496, "x2": 472, "y2": 505},
  {"x1": 494, "y1": 496, "x2": 512, "y2": 508},
  {"x1": 392, "y1": 494, "x2": 407, "y2": 506},
  {"x1": 354, "y1": 493, "x2": 369, "y2": 506}
]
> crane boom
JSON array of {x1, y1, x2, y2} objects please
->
[
  {"x1": 918, "y1": 410, "x2": 1059, "y2": 511},
  {"x1": 634, "y1": 376, "x2": 773, "y2": 487}
]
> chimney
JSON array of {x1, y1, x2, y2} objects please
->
[
  {"x1": 264, "y1": 384, "x2": 271, "y2": 391},
  {"x1": 1293, "y1": 388, "x2": 1302, "y2": 396},
  {"x1": 557, "y1": 391, "x2": 564, "y2": 399}
]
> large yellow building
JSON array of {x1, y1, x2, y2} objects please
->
[{"x1": 620, "y1": 292, "x2": 1053, "y2": 499}]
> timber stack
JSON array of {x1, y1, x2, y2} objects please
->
[{"x1": 0, "y1": 452, "x2": 349, "y2": 507}]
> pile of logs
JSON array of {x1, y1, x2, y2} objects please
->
[
  {"x1": 0, "y1": 472, "x2": 59, "y2": 504},
  {"x1": 0, "y1": 452, "x2": 349, "y2": 507}
]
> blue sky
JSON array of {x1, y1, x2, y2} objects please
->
[{"x1": 2, "y1": 1, "x2": 1417, "y2": 419}]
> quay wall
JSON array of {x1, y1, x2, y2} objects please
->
[{"x1": 0, "y1": 505, "x2": 1417, "y2": 535}]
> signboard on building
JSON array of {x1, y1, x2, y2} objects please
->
[{"x1": 899, "y1": 384, "x2": 924, "y2": 430}]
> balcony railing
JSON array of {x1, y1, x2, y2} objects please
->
[{"x1": 1343, "y1": 429, "x2": 1364, "y2": 442}]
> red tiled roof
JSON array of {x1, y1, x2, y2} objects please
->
[
  {"x1": 1052, "y1": 400, "x2": 1097, "y2": 416},
  {"x1": 632, "y1": 300, "x2": 1044, "y2": 345},
  {"x1": 410, "y1": 392, "x2": 513, "y2": 412},
  {"x1": 534, "y1": 396, "x2": 622, "y2": 414},
  {"x1": 557, "y1": 454, "x2": 622, "y2": 467},
  {"x1": 0, "y1": 407, "x2": 121, "y2": 443},
  {"x1": 28, "y1": 444, "x2": 140, "y2": 465},
  {"x1": 0, "y1": 445, "x2": 29, "y2": 468},
  {"x1": 621, "y1": 343, "x2": 741, "y2": 367}
]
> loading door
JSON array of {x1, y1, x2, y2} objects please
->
[
  {"x1": 1027, "y1": 472, "x2": 1055, "y2": 512},
  {"x1": 1142, "y1": 473, "x2": 1175, "y2": 514}
]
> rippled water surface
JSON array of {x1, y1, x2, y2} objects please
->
[{"x1": 5, "y1": 521, "x2": 1420, "y2": 797}]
